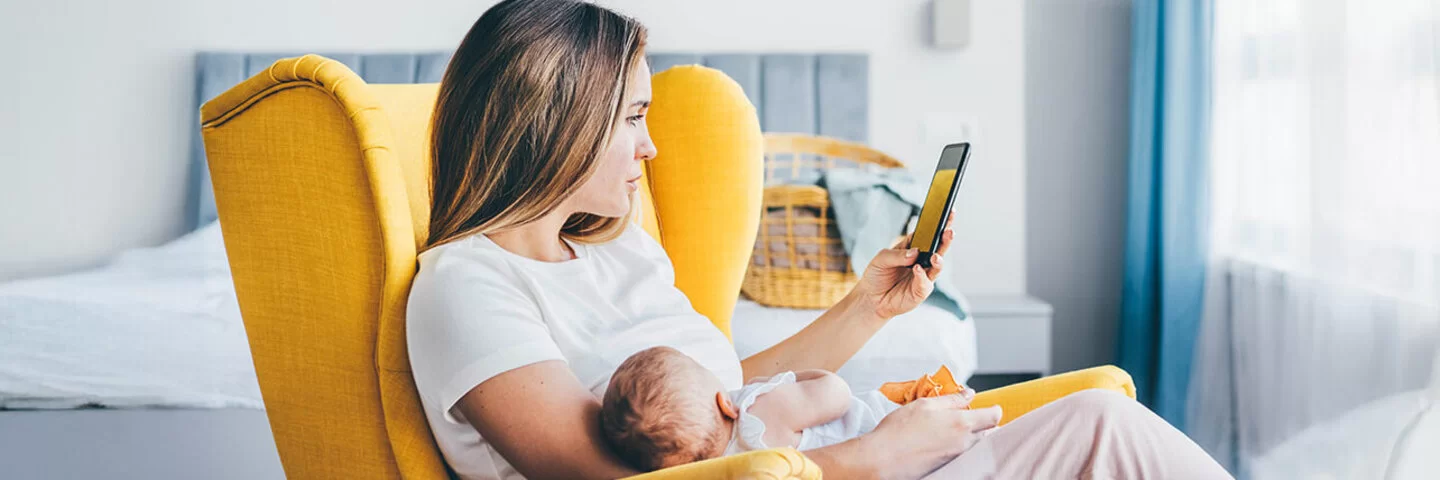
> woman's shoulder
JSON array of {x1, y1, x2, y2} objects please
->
[
  {"x1": 412, "y1": 235, "x2": 530, "y2": 300},
  {"x1": 406, "y1": 235, "x2": 553, "y2": 343},
  {"x1": 419, "y1": 234, "x2": 508, "y2": 269}
]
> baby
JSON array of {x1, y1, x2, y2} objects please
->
[{"x1": 599, "y1": 346, "x2": 964, "y2": 471}]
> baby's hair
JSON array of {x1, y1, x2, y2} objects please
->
[{"x1": 600, "y1": 347, "x2": 729, "y2": 471}]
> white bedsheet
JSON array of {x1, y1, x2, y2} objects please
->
[
  {"x1": 731, "y1": 298, "x2": 977, "y2": 392},
  {"x1": 0, "y1": 223, "x2": 263, "y2": 409},
  {"x1": 1248, "y1": 389, "x2": 1439, "y2": 479}
]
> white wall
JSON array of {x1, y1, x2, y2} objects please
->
[
  {"x1": 1025, "y1": 0, "x2": 1132, "y2": 372},
  {"x1": 0, "y1": 0, "x2": 1027, "y2": 295}
]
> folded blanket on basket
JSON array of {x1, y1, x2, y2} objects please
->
[{"x1": 821, "y1": 168, "x2": 970, "y2": 321}]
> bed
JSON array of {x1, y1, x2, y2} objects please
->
[{"x1": 0, "y1": 50, "x2": 975, "y2": 478}]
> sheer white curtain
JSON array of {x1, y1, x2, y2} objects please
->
[{"x1": 1189, "y1": 0, "x2": 1440, "y2": 477}]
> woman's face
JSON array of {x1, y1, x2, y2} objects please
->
[{"x1": 568, "y1": 59, "x2": 657, "y2": 218}]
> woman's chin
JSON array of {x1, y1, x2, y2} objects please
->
[
  {"x1": 572, "y1": 193, "x2": 634, "y2": 218},
  {"x1": 608, "y1": 194, "x2": 635, "y2": 217},
  {"x1": 582, "y1": 202, "x2": 631, "y2": 219}
]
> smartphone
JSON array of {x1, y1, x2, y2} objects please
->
[{"x1": 908, "y1": 143, "x2": 972, "y2": 268}]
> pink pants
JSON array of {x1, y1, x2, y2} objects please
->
[{"x1": 925, "y1": 389, "x2": 1232, "y2": 479}]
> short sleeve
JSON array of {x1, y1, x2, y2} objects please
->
[{"x1": 406, "y1": 246, "x2": 564, "y2": 423}]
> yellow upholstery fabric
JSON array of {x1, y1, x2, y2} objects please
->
[
  {"x1": 970, "y1": 365, "x2": 1137, "y2": 426},
  {"x1": 627, "y1": 447, "x2": 819, "y2": 480},
  {"x1": 201, "y1": 55, "x2": 1133, "y2": 480},
  {"x1": 202, "y1": 55, "x2": 444, "y2": 479},
  {"x1": 642, "y1": 65, "x2": 765, "y2": 339}
]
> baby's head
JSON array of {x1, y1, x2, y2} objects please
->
[{"x1": 600, "y1": 346, "x2": 738, "y2": 471}]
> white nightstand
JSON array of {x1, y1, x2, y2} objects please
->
[{"x1": 967, "y1": 295, "x2": 1053, "y2": 377}]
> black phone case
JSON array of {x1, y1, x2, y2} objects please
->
[
  {"x1": 912, "y1": 143, "x2": 972, "y2": 270},
  {"x1": 918, "y1": 251, "x2": 937, "y2": 269}
]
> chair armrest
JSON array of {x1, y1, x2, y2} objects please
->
[
  {"x1": 623, "y1": 448, "x2": 820, "y2": 480},
  {"x1": 968, "y1": 365, "x2": 1136, "y2": 426}
]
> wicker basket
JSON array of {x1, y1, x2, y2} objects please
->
[{"x1": 742, "y1": 134, "x2": 906, "y2": 309}]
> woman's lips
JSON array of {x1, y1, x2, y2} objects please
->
[{"x1": 625, "y1": 175, "x2": 642, "y2": 192}]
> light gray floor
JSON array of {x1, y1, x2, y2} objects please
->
[{"x1": 0, "y1": 409, "x2": 284, "y2": 479}]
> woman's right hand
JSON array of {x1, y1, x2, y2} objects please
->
[
  {"x1": 863, "y1": 390, "x2": 1003, "y2": 479},
  {"x1": 849, "y1": 212, "x2": 957, "y2": 322}
]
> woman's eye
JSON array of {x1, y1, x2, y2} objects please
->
[{"x1": 626, "y1": 114, "x2": 645, "y2": 126}]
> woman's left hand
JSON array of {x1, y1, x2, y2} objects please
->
[{"x1": 851, "y1": 211, "x2": 956, "y2": 321}]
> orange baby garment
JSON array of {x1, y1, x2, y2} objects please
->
[{"x1": 878, "y1": 365, "x2": 966, "y2": 406}]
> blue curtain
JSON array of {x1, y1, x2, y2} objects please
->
[{"x1": 1119, "y1": 0, "x2": 1212, "y2": 431}]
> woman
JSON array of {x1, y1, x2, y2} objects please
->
[{"x1": 407, "y1": 1, "x2": 1231, "y2": 479}]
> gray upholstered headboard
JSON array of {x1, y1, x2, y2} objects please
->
[{"x1": 190, "y1": 51, "x2": 868, "y2": 230}]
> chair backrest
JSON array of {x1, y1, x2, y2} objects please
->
[
  {"x1": 202, "y1": 55, "x2": 762, "y2": 478},
  {"x1": 202, "y1": 55, "x2": 447, "y2": 478}
]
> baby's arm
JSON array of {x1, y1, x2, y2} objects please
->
[{"x1": 745, "y1": 370, "x2": 852, "y2": 449}]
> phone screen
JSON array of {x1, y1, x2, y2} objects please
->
[{"x1": 909, "y1": 143, "x2": 970, "y2": 254}]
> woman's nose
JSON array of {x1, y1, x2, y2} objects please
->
[{"x1": 637, "y1": 137, "x2": 658, "y2": 161}]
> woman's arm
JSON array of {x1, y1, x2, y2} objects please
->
[
  {"x1": 741, "y1": 291, "x2": 886, "y2": 378},
  {"x1": 742, "y1": 224, "x2": 955, "y2": 379},
  {"x1": 453, "y1": 360, "x2": 637, "y2": 480}
]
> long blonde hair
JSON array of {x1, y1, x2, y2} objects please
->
[{"x1": 425, "y1": 0, "x2": 648, "y2": 252}]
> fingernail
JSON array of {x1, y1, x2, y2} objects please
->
[
  {"x1": 906, "y1": 248, "x2": 918, "y2": 257},
  {"x1": 961, "y1": 388, "x2": 975, "y2": 400}
]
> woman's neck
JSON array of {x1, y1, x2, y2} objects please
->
[{"x1": 485, "y1": 208, "x2": 577, "y2": 263}]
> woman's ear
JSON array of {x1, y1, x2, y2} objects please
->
[{"x1": 716, "y1": 391, "x2": 739, "y2": 420}]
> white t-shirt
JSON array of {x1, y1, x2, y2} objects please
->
[{"x1": 407, "y1": 222, "x2": 745, "y2": 480}]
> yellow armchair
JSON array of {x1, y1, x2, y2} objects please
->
[{"x1": 201, "y1": 55, "x2": 1132, "y2": 480}]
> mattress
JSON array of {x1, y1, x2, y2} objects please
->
[
  {"x1": 0, "y1": 297, "x2": 973, "y2": 480},
  {"x1": 0, "y1": 223, "x2": 262, "y2": 410},
  {"x1": 731, "y1": 297, "x2": 977, "y2": 392}
]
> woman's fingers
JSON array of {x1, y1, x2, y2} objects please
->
[
  {"x1": 926, "y1": 254, "x2": 944, "y2": 281},
  {"x1": 921, "y1": 391, "x2": 974, "y2": 409},
  {"x1": 960, "y1": 406, "x2": 1003, "y2": 432},
  {"x1": 874, "y1": 247, "x2": 920, "y2": 268},
  {"x1": 910, "y1": 264, "x2": 935, "y2": 297},
  {"x1": 960, "y1": 431, "x2": 984, "y2": 453},
  {"x1": 916, "y1": 394, "x2": 1001, "y2": 432},
  {"x1": 890, "y1": 233, "x2": 913, "y2": 249},
  {"x1": 935, "y1": 214, "x2": 956, "y2": 257}
]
